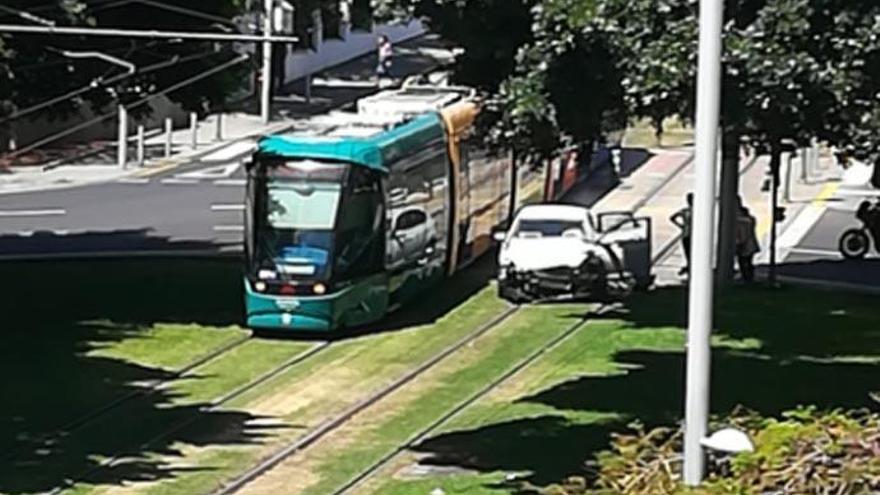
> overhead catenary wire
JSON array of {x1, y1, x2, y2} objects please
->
[
  {"x1": 0, "y1": 23, "x2": 298, "y2": 43},
  {"x1": 4, "y1": 53, "x2": 249, "y2": 159}
]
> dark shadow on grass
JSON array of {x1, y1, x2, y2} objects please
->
[
  {"x1": 408, "y1": 285, "x2": 880, "y2": 490},
  {"x1": 0, "y1": 256, "x2": 283, "y2": 494}
]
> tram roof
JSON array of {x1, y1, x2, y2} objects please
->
[{"x1": 256, "y1": 111, "x2": 445, "y2": 172}]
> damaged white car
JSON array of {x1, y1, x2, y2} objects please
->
[{"x1": 493, "y1": 204, "x2": 653, "y2": 303}]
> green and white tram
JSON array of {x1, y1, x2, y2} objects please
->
[{"x1": 243, "y1": 86, "x2": 542, "y2": 331}]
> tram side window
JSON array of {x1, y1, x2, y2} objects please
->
[{"x1": 334, "y1": 166, "x2": 384, "y2": 280}]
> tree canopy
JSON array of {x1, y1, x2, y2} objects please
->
[{"x1": 403, "y1": 0, "x2": 880, "y2": 159}]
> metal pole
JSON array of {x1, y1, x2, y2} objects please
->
[
  {"x1": 190, "y1": 112, "x2": 198, "y2": 149},
  {"x1": 215, "y1": 114, "x2": 223, "y2": 141},
  {"x1": 117, "y1": 104, "x2": 128, "y2": 168},
  {"x1": 136, "y1": 124, "x2": 145, "y2": 167},
  {"x1": 683, "y1": 0, "x2": 723, "y2": 486},
  {"x1": 305, "y1": 73, "x2": 312, "y2": 104},
  {"x1": 164, "y1": 118, "x2": 173, "y2": 158},
  {"x1": 261, "y1": 0, "x2": 273, "y2": 124}
]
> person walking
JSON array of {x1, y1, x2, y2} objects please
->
[
  {"x1": 376, "y1": 35, "x2": 393, "y2": 84},
  {"x1": 670, "y1": 193, "x2": 693, "y2": 276},
  {"x1": 735, "y1": 205, "x2": 760, "y2": 283}
]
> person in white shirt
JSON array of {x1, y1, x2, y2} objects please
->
[{"x1": 376, "y1": 35, "x2": 393, "y2": 83}]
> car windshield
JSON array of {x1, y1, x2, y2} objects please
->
[{"x1": 515, "y1": 219, "x2": 584, "y2": 238}]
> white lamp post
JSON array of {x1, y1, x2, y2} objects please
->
[{"x1": 683, "y1": 0, "x2": 724, "y2": 486}]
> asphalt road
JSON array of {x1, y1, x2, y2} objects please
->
[
  {"x1": 0, "y1": 147, "x2": 251, "y2": 258},
  {"x1": 777, "y1": 179, "x2": 880, "y2": 288}
]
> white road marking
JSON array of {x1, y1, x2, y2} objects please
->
[
  {"x1": 199, "y1": 142, "x2": 255, "y2": 163},
  {"x1": 777, "y1": 203, "x2": 825, "y2": 249},
  {"x1": 178, "y1": 162, "x2": 241, "y2": 180},
  {"x1": 787, "y1": 246, "x2": 843, "y2": 258},
  {"x1": 117, "y1": 178, "x2": 150, "y2": 185},
  {"x1": 213, "y1": 225, "x2": 244, "y2": 232},
  {"x1": 0, "y1": 209, "x2": 66, "y2": 217},
  {"x1": 211, "y1": 204, "x2": 245, "y2": 212},
  {"x1": 837, "y1": 188, "x2": 880, "y2": 197},
  {"x1": 160, "y1": 178, "x2": 200, "y2": 185},
  {"x1": 214, "y1": 179, "x2": 246, "y2": 187}
]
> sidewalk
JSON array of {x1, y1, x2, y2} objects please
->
[
  {"x1": 582, "y1": 145, "x2": 845, "y2": 288},
  {"x1": 0, "y1": 34, "x2": 454, "y2": 195}
]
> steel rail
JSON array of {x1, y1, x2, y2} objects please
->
[
  {"x1": 333, "y1": 304, "x2": 618, "y2": 495},
  {"x1": 45, "y1": 340, "x2": 333, "y2": 495},
  {"x1": 211, "y1": 305, "x2": 521, "y2": 495},
  {"x1": 6, "y1": 333, "x2": 253, "y2": 463}
]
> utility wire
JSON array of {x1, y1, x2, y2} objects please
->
[
  {"x1": 4, "y1": 53, "x2": 249, "y2": 159},
  {"x1": 1, "y1": 48, "x2": 225, "y2": 125}
]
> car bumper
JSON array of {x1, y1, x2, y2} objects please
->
[{"x1": 500, "y1": 266, "x2": 604, "y2": 300}]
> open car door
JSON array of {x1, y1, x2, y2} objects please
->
[{"x1": 596, "y1": 211, "x2": 653, "y2": 289}]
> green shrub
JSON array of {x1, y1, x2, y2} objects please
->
[{"x1": 542, "y1": 407, "x2": 880, "y2": 494}]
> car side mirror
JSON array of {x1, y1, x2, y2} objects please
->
[{"x1": 492, "y1": 230, "x2": 506, "y2": 242}]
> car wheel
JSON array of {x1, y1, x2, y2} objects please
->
[{"x1": 839, "y1": 229, "x2": 870, "y2": 259}]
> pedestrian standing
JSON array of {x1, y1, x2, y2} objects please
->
[
  {"x1": 376, "y1": 35, "x2": 393, "y2": 83},
  {"x1": 735, "y1": 205, "x2": 760, "y2": 283},
  {"x1": 670, "y1": 192, "x2": 694, "y2": 276}
]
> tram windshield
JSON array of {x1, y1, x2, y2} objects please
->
[
  {"x1": 254, "y1": 161, "x2": 346, "y2": 281},
  {"x1": 249, "y1": 159, "x2": 384, "y2": 285}
]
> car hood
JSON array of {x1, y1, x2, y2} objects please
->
[{"x1": 500, "y1": 237, "x2": 596, "y2": 270}]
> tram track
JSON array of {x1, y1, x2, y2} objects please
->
[
  {"x1": 210, "y1": 305, "x2": 520, "y2": 495},
  {"x1": 45, "y1": 339, "x2": 332, "y2": 495},
  {"x1": 332, "y1": 303, "x2": 617, "y2": 495},
  {"x1": 7, "y1": 332, "x2": 253, "y2": 463}
]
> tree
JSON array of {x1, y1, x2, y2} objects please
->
[
  {"x1": 414, "y1": 0, "x2": 534, "y2": 92},
  {"x1": 0, "y1": 0, "x2": 249, "y2": 125}
]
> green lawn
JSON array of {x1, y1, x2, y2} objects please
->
[
  {"x1": 0, "y1": 258, "x2": 255, "y2": 495},
  {"x1": 361, "y1": 286, "x2": 880, "y2": 494},
  {"x1": 125, "y1": 282, "x2": 509, "y2": 495}
]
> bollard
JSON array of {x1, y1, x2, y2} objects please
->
[
  {"x1": 117, "y1": 105, "x2": 128, "y2": 168},
  {"x1": 215, "y1": 114, "x2": 223, "y2": 141},
  {"x1": 190, "y1": 112, "x2": 198, "y2": 150},
  {"x1": 164, "y1": 118, "x2": 173, "y2": 158},
  {"x1": 136, "y1": 125, "x2": 145, "y2": 167},
  {"x1": 784, "y1": 151, "x2": 794, "y2": 202},
  {"x1": 800, "y1": 147, "x2": 808, "y2": 182}
]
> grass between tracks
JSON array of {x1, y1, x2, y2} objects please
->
[
  {"x1": 72, "y1": 286, "x2": 509, "y2": 495},
  {"x1": 239, "y1": 304, "x2": 595, "y2": 495},
  {"x1": 358, "y1": 286, "x2": 880, "y2": 495}
]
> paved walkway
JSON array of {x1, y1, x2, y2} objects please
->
[
  {"x1": 574, "y1": 145, "x2": 849, "y2": 289},
  {"x1": 0, "y1": 35, "x2": 454, "y2": 195}
]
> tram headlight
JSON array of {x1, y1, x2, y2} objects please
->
[
  {"x1": 254, "y1": 281, "x2": 267, "y2": 292},
  {"x1": 313, "y1": 283, "x2": 327, "y2": 295}
]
